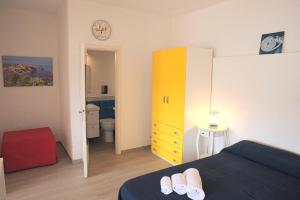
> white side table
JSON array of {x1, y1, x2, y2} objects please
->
[{"x1": 196, "y1": 126, "x2": 229, "y2": 159}]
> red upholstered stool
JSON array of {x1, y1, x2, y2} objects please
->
[{"x1": 2, "y1": 127, "x2": 58, "y2": 173}]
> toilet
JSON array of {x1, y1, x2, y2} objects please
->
[{"x1": 100, "y1": 118, "x2": 115, "y2": 142}]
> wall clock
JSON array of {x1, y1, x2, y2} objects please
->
[{"x1": 91, "y1": 20, "x2": 112, "y2": 41}]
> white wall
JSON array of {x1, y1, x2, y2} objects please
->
[
  {"x1": 64, "y1": 0, "x2": 171, "y2": 159},
  {"x1": 213, "y1": 53, "x2": 300, "y2": 154},
  {"x1": 57, "y1": 0, "x2": 73, "y2": 158},
  {"x1": 0, "y1": 7, "x2": 61, "y2": 142},
  {"x1": 172, "y1": 0, "x2": 300, "y2": 57},
  {"x1": 171, "y1": 0, "x2": 300, "y2": 153},
  {"x1": 86, "y1": 50, "x2": 115, "y2": 97}
]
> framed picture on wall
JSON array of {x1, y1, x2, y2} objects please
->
[
  {"x1": 2, "y1": 56, "x2": 53, "y2": 87},
  {"x1": 259, "y1": 31, "x2": 285, "y2": 55}
]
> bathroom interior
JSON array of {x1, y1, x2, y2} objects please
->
[{"x1": 85, "y1": 50, "x2": 116, "y2": 175}]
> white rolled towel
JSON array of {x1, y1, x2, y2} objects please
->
[
  {"x1": 184, "y1": 168, "x2": 205, "y2": 200},
  {"x1": 160, "y1": 176, "x2": 173, "y2": 195},
  {"x1": 171, "y1": 173, "x2": 187, "y2": 195}
]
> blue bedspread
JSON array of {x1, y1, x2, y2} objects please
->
[{"x1": 118, "y1": 141, "x2": 300, "y2": 200}]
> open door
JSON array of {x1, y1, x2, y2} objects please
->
[
  {"x1": 80, "y1": 44, "x2": 123, "y2": 178},
  {"x1": 80, "y1": 44, "x2": 89, "y2": 178}
]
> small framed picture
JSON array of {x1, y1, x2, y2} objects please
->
[
  {"x1": 2, "y1": 56, "x2": 53, "y2": 87},
  {"x1": 259, "y1": 31, "x2": 285, "y2": 55}
]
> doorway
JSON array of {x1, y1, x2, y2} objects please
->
[{"x1": 80, "y1": 44, "x2": 121, "y2": 178}]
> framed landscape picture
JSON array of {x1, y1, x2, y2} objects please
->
[
  {"x1": 2, "y1": 56, "x2": 53, "y2": 87},
  {"x1": 259, "y1": 31, "x2": 285, "y2": 55}
]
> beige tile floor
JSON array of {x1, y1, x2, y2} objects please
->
[{"x1": 5, "y1": 139, "x2": 169, "y2": 200}]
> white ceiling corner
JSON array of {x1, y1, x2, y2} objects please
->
[
  {"x1": 89, "y1": 0, "x2": 227, "y2": 16},
  {"x1": 0, "y1": 0, "x2": 227, "y2": 16},
  {"x1": 0, "y1": 0, "x2": 63, "y2": 14}
]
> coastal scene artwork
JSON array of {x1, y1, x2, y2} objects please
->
[{"x1": 2, "y1": 56, "x2": 53, "y2": 87}]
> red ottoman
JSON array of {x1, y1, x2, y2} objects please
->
[{"x1": 2, "y1": 127, "x2": 58, "y2": 173}]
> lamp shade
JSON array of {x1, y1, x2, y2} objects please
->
[{"x1": 209, "y1": 110, "x2": 218, "y2": 127}]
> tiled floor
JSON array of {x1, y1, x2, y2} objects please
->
[{"x1": 5, "y1": 140, "x2": 169, "y2": 200}]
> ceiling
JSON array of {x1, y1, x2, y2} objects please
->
[
  {"x1": 90, "y1": 0, "x2": 227, "y2": 16},
  {"x1": 0, "y1": 0, "x2": 63, "y2": 13},
  {"x1": 0, "y1": 0, "x2": 227, "y2": 15}
]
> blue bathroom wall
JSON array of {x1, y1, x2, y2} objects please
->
[{"x1": 86, "y1": 100, "x2": 115, "y2": 119}]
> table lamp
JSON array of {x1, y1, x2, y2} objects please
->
[{"x1": 209, "y1": 110, "x2": 218, "y2": 127}]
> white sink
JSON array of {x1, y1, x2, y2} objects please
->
[{"x1": 86, "y1": 96, "x2": 115, "y2": 101}]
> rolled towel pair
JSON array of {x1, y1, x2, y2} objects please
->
[
  {"x1": 160, "y1": 168, "x2": 205, "y2": 199},
  {"x1": 184, "y1": 168, "x2": 205, "y2": 200},
  {"x1": 160, "y1": 174, "x2": 187, "y2": 195}
]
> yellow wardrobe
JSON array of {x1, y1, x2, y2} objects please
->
[{"x1": 151, "y1": 47, "x2": 213, "y2": 165}]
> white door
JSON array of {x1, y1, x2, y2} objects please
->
[{"x1": 80, "y1": 45, "x2": 89, "y2": 178}]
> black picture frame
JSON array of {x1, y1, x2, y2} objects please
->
[{"x1": 259, "y1": 31, "x2": 285, "y2": 55}]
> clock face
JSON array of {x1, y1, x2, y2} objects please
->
[{"x1": 92, "y1": 20, "x2": 111, "y2": 41}]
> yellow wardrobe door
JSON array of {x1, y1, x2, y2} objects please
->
[
  {"x1": 163, "y1": 47, "x2": 186, "y2": 130},
  {"x1": 152, "y1": 51, "x2": 167, "y2": 124}
]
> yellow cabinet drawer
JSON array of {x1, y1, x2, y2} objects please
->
[
  {"x1": 152, "y1": 121, "x2": 183, "y2": 139},
  {"x1": 151, "y1": 131, "x2": 183, "y2": 151},
  {"x1": 151, "y1": 136, "x2": 182, "y2": 158},
  {"x1": 152, "y1": 145, "x2": 182, "y2": 165}
]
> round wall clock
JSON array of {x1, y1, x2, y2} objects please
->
[{"x1": 91, "y1": 20, "x2": 112, "y2": 41}]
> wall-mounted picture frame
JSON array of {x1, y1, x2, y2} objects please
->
[
  {"x1": 259, "y1": 31, "x2": 285, "y2": 55},
  {"x1": 2, "y1": 56, "x2": 53, "y2": 87}
]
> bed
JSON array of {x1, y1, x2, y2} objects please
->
[{"x1": 118, "y1": 140, "x2": 300, "y2": 200}]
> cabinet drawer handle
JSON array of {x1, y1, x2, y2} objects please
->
[
  {"x1": 153, "y1": 140, "x2": 157, "y2": 144},
  {"x1": 153, "y1": 132, "x2": 157, "y2": 135},
  {"x1": 153, "y1": 123, "x2": 157, "y2": 127},
  {"x1": 173, "y1": 141, "x2": 178, "y2": 144},
  {"x1": 173, "y1": 159, "x2": 177, "y2": 163},
  {"x1": 153, "y1": 148, "x2": 157, "y2": 151},
  {"x1": 174, "y1": 131, "x2": 179, "y2": 135},
  {"x1": 173, "y1": 150, "x2": 177, "y2": 154}
]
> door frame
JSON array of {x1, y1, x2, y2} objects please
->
[{"x1": 80, "y1": 43, "x2": 122, "y2": 177}]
